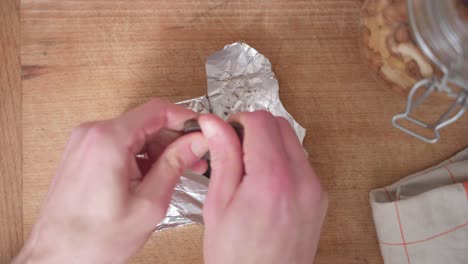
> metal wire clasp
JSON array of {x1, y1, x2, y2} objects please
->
[
  {"x1": 394, "y1": 0, "x2": 468, "y2": 143},
  {"x1": 392, "y1": 77, "x2": 468, "y2": 144}
]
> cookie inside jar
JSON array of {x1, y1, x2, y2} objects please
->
[{"x1": 361, "y1": 0, "x2": 438, "y2": 96}]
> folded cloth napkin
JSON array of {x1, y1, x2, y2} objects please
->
[{"x1": 370, "y1": 148, "x2": 468, "y2": 264}]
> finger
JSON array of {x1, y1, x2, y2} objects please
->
[
  {"x1": 144, "y1": 129, "x2": 207, "y2": 174},
  {"x1": 275, "y1": 117, "x2": 321, "y2": 195},
  {"x1": 113, "y1": 98, "x2": 197, "y2": 154},
  {"x1": 190, "y1": 159, "x2": 208, "y2": 174},
  {"x1": 145, "y1": 129, "x2": 183, "y2": 162},
  {"x1": 134, "y1": 132, "x2": 208, "y2": 207},
  {"x1": 136, "y1": 156, "x2": 208, "y2": 181},
  {"x1": 139, "y1": 129, "x2": 205, "y2": 178},
  {"x1": 275, "y1": 117, "x2": 308, "y2": 164},
  {"x1": 198, "y1": 114, "x2": 243, "y2": 211},
  {"x1": 228, "y1": 111, "x2": 289, "y2": 184}
]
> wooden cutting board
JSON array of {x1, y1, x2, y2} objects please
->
[{"x1": 16, "y1": 0, "x2": 468, "y2": 263}]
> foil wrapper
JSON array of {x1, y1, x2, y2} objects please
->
[{"x1": 156, "y1": 42, "x2": 306, "y2": 231}]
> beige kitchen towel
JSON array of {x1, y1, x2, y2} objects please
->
[{"x1": 370, "y1": 148, "x2": 468, "y2": 264}]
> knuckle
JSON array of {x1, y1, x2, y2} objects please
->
[
  {"x1": 316, "y1": 182, "x2": 328, "y2": 203},
  {"x1": 87, "y1": 123, "x2": 110, "y2": 137},
  {"x1": 300, "y1": 184, "x2": 328, "y2": 219},
  {"x1": 320, "y1": 189, "x2": 329, "y2": 205},
  {"x1": 238, "y1": 110, "x2": 275, "y2": 128},
  {"x1": 228, "y1": 112, "x2": 243, "y2": 121},
  {"x1": 72, "y1": 121, "x2": 95, "y2": 136},
  {"x1": 163, "y1": 148, "x2": 186, "y2": 172},
  {"x1": 302, "y1": 177, "x2": 327, "y2": 205},
  {"x1": 148, "y1": 98, "x2": 167, "y2": 107},
  {"x1": 237, "y1": 110, "x2": 273, "y2": 121},
  {"x1": 251, "y1": 110, "x2": 274, "y2": 120},
  {"x1": 81, "y1": 122, "x2": 113, "y2": 145}
]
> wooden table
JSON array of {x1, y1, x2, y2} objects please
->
[{"x1": 2, "y1": 0, "x2": 467, "y2": 263}]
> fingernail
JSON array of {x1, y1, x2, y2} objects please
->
[
  {"x1": 191, "y1": 138, "x2": 209, "y2": 158},
  {"x1": 200, "y1": 118, "x2": 218, "y2": 138}
]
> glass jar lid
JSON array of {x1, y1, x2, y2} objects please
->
[{"x1": 392, "y1": 0, "x2": 468, "y2": 143}]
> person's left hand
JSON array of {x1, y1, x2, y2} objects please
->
[{"x1": 13, "y1": 99, "x2": 208, "y2": 264}]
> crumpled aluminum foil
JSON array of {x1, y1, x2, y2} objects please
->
[{"x1": 156, "y1": 42, "x2": 306, "y2": 231}]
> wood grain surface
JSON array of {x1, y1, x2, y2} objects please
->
[
  {"x1": 0, "y1": 0, "x2": 23, "y2": 262},
  {"x1": 19, "y1": 0, "x2": 468, "y2": 263}
]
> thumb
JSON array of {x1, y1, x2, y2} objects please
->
[{"x1": 135, "y1": 132, "x2": 208, "y2": 214}]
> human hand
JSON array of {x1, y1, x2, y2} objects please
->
[
  {"x1": 13, "y1": 99, "x2": 209, "y2": 264},
  {"x1": 199, "y1": 111, "x2": 328, "y2": 264}
]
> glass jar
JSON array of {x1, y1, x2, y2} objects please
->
[{"x1": 361, "y1": 0, "x2": 468, "y2": 143}]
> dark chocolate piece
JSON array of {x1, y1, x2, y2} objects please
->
[{"x1": 183, "y1": 119, "x2": 202, "y2": 133}]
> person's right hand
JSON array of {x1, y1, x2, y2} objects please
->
[{"x1": 198, "y1": 111, "x2": 328, "y2": 264}]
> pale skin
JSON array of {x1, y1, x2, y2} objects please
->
[{"x1": 13, "y1": 99, "x2": 328, "y2": 264}]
